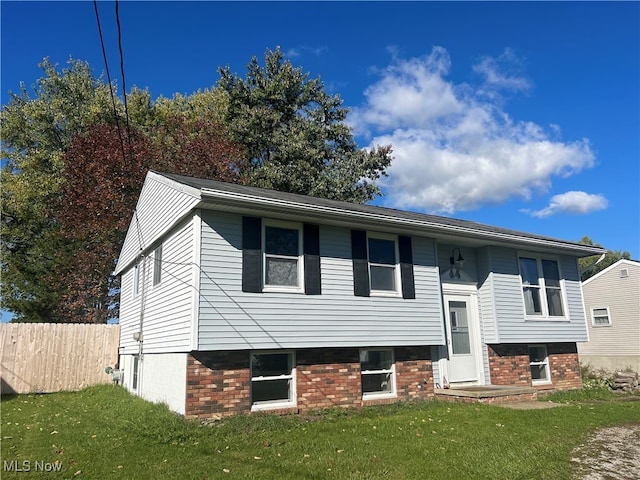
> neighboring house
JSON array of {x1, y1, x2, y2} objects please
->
[
  {"x1": 113, "y1": 171, "x2": 605, "y2": 418},
  {"x1": 578, "y1": 259, "x2": 640, "y2": 372}
]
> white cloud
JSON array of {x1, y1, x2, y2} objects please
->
[
  {"x1": 473, "y1": 48, "x2": 531, "y2": 93},
  {"x1": 522, "y1": 191, "x2": 609, "y2": 218},
  {"x1": 352, "y1": 47, "x2": 597, "y2": 214}
]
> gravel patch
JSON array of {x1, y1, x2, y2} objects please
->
[{"x1": 571, "y1": 424, "x2": 640, "y2": 480}]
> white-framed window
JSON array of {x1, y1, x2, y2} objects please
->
[
  {"x1": 360, "y1": 349, "x2": 396, "y2": 399},
  {"x1": 153, "y1": 244, "x2": 162, "y2": 286},
  {"x1": 133, "y1": 262, "x2": 140, "y2": 297},
  {"x1": 132, "y1": 355, "x2": 140, "y2": 391},
  {"x1": 591, "y1": 307, "x2": 612, "y2": 326},
  {"x1": 263, "y1": 221, "x2": 303, "y2": 292},
  {"x1": 529, "y1": 345, "x2": 551, "y2": 385},
  {"x1": 250, "y1": 351, "x2": 296, "y2": 410},
  {"x1": 367, "y1": 233, "x2": 400, "y2": 296},
  {"x1": 518, "y1": 255, "x2": 565, "y2": 318}
]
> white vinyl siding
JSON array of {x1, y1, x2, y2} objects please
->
[
  {"x1": 118, "y1": 216, "x2": 196, "y2": 354},
  {"x1": 579, "y1": 260, "x2": 640, "y2": 366},
  {"x1": 476, "y1": 246, "x2": 588, "y2": 344},
  {"x1": 197, "y1": 211, "x2": 445, "y2": 350},
  {"x1": 115, "y1": 172, "x2": 200, "y2": 275}
]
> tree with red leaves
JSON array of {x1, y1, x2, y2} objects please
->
[{"x1": 56, "y1": 118, "x2": 245, "y2": 322}]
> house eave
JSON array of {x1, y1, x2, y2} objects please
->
[{"x1": 197, "y1": 188, "x2": 606, "y2": 257}]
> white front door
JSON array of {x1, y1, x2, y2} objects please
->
[{"x1": 444, "y1": 293, "x2": 479, "y2": 383}]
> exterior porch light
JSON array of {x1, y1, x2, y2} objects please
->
[{"x1": 449, "y1": 248, "x2": 465, "y2": 279}]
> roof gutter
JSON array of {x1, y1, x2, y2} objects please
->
[{"x1": 199, "y1": 188, "x2": 606, "y2": 257}]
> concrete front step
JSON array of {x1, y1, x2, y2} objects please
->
[{"x1": 434, "y1": 385, "x2": 538, "y2": 404}]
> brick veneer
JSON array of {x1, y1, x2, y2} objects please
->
[
  {"x1": 487, "y1": 343, "x2": 582, "y2": 390},
  {"x1": 487, "y1": 344, "x2": 531, "y2": 386},
  {"x1": 546, "y1": 343, "x2": 582, "y2": 390},
  {"x1": 185, "y1": 351, "x2": 251, "y2": 419},
  {"x1": 185, "y1": 346, "x2": 434, "y2": 418}
]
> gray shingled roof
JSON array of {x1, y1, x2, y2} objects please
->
[{"x1": 158, "y1": 171, "x2": 606, "y2": 256}]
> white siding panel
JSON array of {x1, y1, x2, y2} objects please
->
[
  {"x1": 491, "y1": 250, "x2": 589, "y2": 343},
  {"x1": 118, "y1": 217, "x2": 195, "y2": 354},
  {"x1": 477, "y1": 247, "x2": 498, "y2": 343},
  {"x1": 115, "y1": 173, "x2": 200, "y2": 274},
  {"x1": 579, "y1": 261, "x2": 640, "y2": 360},
  {"x1": 198, "y1": 211, "x2": 446, "y2": 350}
]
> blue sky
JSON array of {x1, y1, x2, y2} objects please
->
[{"x1": 1, "y1": 2, "x2": 638, "y2": 267}]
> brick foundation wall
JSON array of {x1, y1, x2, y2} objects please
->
[
  {"x1": 296, "y1": 348, "x2": 362, "y2": 410},
  {"x1": 487, "y1": 344, "x2": 531, "y2": 386},
  {"x1": 394, "y1": 346, "x2": 434, "y2": 401},
  {"x1": 185, "y1": 351, "x2": 251, "y2": 419},
  {"x1": 487, "y1": 343, "x2": 582, "y2": 390},
  {"x1": 546, "y1": 343, "x2": 582, "y2": 390},
  {"x1": 185, "y1": 346, "x2": 434, "y2": 418}
]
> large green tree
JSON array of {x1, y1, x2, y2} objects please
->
[
  {"x1": 578, "y1": 236, "x2": 631, "y2": 281},
  {"x1": 217, "y1": 47, "x2": 393, "y2": 203},
  {"x1": 1, "y1": 59, "x2": 118, "y2": 322},
  {"x1": 2, "y1": 51, "x2": 393, "y2": 323}
]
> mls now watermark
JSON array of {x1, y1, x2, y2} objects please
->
[{"x1": 4, "y1": 460, "x2": 63, "y2": 473}]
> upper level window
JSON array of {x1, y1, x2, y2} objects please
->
[
  {"x1": 591, "y1": 307, "x2": 612, "y2": 326},
  {"x1": 519, "y1": 256, "x2": 565, "y2": 318},
  {"x1": 368, "y1": 234, "x2": 399, "y2": 294},
  {"x1": 263, "y1": 223, "x2": 303, "y2": 291},
  {"x1": 153, "y1": 244, "x2": 162, "y2": 286}
]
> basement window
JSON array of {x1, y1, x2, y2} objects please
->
[
  {"x1": 529, "y1": 345, "x2": 551, "y2": 385},
  {"x1": 132, "y1": 355, "x2": 140, "y2": 391},
  {"x1": 251, "y1": 352, "x2": 295, "y2": 410},
  {"x1": 360, "y1": 349, "x2": 396, "y2": 399}
]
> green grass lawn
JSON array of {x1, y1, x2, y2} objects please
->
[{"x1": 1, "y1": 384, "x2": 639, "y2": 479}]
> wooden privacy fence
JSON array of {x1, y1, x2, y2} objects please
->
[{"x1": 1, "y1": 323, "x2": 120, "y2": 394}]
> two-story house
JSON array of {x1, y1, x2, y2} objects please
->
[{"x1": 113, "y1": 171, "x2": 605, "y2": 418}]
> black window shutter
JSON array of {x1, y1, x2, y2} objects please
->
[
  {"x1": 398, "y1": 235, "x2": 416, "y2": 299},
  {"x1": 351, "y1": 230, "x2": 370, "y2": 297},
  {"x1": 303, "y1": 223, "x2": 321, "y2": 295},
  {"x1": 242, "y1": 216, "x2": 262, "y2": 293}
]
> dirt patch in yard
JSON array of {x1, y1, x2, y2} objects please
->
[{"x1": 571, "y1": 424, "x2": 640, "y2": 480}]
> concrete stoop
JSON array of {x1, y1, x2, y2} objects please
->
[{"x1": 434, "y1": 385, "x2": 538, "y2": 404}]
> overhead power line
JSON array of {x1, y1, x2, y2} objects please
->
[{"x1": 93, "y1": 0, "x2": 126, "y2": 162}]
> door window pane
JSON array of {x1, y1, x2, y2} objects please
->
[{"x1": 449, "y1": 301, "x2": 471, "y2": 355}]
